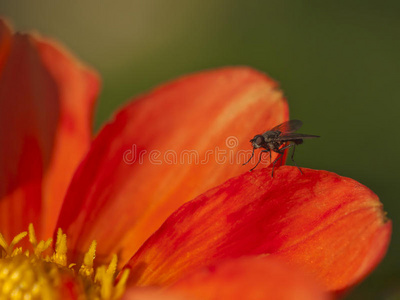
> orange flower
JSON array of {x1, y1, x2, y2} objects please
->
[{"x1": 0, "y1": 18, "x2": 391, "y2": 299}]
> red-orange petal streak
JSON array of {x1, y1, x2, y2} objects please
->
[
  {"x1": 122, "y1": 288, "x2": 188, "y2": 300},
  {"x1": 123, "y1": 166, "x2": 391, "y2": 293},
  {"x1": 56, "y1": 67, "x2": 288, "y2": 266},
  {"x1": 168, "y1": 256, "x2": 331, "y2": 300},
  {"x1": 0, "y1": 20, "x2": 99, "y2": 240},
  {"x1": 0, "y1": 19, "x2": 12, "y2": 72}
]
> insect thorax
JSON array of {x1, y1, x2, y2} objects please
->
[{"x1": 263, "y1": 130, "x2": 281, "y2": 142}]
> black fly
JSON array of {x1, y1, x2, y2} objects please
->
[{"x1": 243, "y1": 120, "x2": 319, "y2": 177}]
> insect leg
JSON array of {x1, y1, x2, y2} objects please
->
[
  {"x1": 289, "y1": 144, "x2": 303, "y2": 175},
  {"x1": 270, "y1": 143, "x2": 293, "y2": 177},
  {"x1": 250, "y1": 150, "x2": 269, "y2": 171},
  {"x1": 274, "y1": 143, "x2": 303, "y2": 175},
  {"x1": 271, "y1": 153, "x2": 284, "y2": 177},
  {"x1": 243, "y1": 147, "x2": 255, "y2": 166}
]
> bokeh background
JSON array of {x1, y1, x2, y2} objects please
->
[{"x1": 1, "y1": 1, "x2": 399, "y2": 298}]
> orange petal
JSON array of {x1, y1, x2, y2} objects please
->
[
  {"x1": 122, "y1": 257, "x2": 329, "y2": 300},
  {"x1": 0, "y1": 19, "x2": 99, "y2": 240},
  {"x1": 57, "y1": 274, "x2": 83, "y2": 300},
  {"x1": 122, "y1": 287, "x2": 188, "y2": 300},
  {"x1": 123, "y1": 166, "x2": 391, "y2": 293},
  {"x1": 56, "y1": 67, "x2": 288, "y2": 266},
  {"x1": 167, "y1": 256, "x2": 331, "y2": 300}
]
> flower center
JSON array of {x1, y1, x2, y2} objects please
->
[{"x1": 0, "y1": 225, "x2": 129, "y2": 299}]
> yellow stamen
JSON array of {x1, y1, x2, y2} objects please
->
[
  {"x1": 115, "y1": 269, "x2": 130, "y2": 299},
  {"x1": 9, "y1": 232, "x2": 28, "y2": 255},
  {"x1": 0, "y1": 233, "x2": 8, "y2": 254},
  {"x1": 51, "y1": 228, "x2": 67, "y2": 267},
  {"x1": 28, "y1": 223, "x2": 37, "y2": 247},
  {"x1": 0, "y1": 224, "x2": 130, "y2": 299},
  {"x1": 79, "y1": 240, "x2": 96, "y2": 278}
]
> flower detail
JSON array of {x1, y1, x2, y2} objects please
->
[
  {"x1": 0, "y1": 224, "x2": 129, "y2": 299},
  {"x1": 0, "y1": 18, "x2": 391, "y2": 299}
]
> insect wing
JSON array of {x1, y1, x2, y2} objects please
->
[
  {"x1": 269, "y1": 120, "x2": 303, "y2": 133},
  {"x1": 276, "y1": 133, "x2": 320, "y2": 142}
]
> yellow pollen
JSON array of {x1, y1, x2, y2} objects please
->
[{"x1": 0, "y1": 224, "x2": 130, "y2": 300}]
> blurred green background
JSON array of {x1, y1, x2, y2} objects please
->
[{"x1": 1, "y1": 1, "x2": 399, "y2": 298}]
